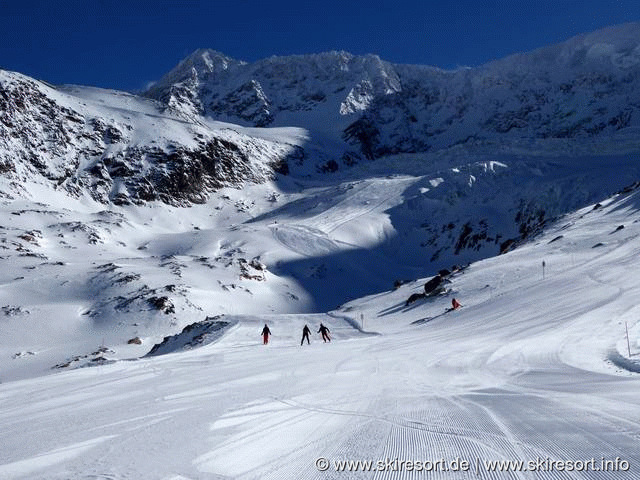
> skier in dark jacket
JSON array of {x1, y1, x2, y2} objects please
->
[
  {"x1": 318, "y1": 323, "x2": 331, "y2": 342},
  {"x1": 261, "y1": 324, "x2": 271, "y2": 345},
  {"x1": 301, "y1": 324, "x2": 311, "y2": 345}
]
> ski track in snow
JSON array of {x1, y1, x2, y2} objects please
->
[
  {"x1": 272, "y1": 224, "x2": 342, "y2": 257},
  {"x1": 2, "y1": 179, "x2": 640, "y2": 478}
]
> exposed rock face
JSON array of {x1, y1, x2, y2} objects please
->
[
  {"x1": 0, "y1": 70, "x2": 293, "y2": 205},
  {"x1": 0, "y1": 74, "x2": 88, "y2": 183}
]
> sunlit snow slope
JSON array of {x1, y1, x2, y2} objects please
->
[
  {"x1": 0, "y1": 181, "x2": 639, "y2": 479},
  {"x1": 1, "y1": 21, "x2": 640, "y2": 480}
]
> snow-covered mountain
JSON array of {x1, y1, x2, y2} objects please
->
[
  {"x1": 146, "y1": 23, "x2": 640, "y2": 164},
  {"x1": 1, "y1": 22, "x2": 640, "y2": 480},
  {"x1": 2, "y1": 24, "x2": 640, "y2": 276},
  {"x1": 0, "y1": 70, "x2": 297, "y2": 206},
  {"x1": 2, "y1": 22, "x2": 640, "y2": 382}
]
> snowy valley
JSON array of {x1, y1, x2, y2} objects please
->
[{"x1": 0, "y1": 22, "x2": 640, "y2": 480}]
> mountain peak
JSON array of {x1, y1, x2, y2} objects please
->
[
  {"x1": 141, "y1": 21, "x2": 640, "y2": 158},
  {"x1": 181, "y1": 48, "x2": 246, "y2": 73},
  {"x1": 146, "y1": 49, "x2": 245, "y2": 97}
]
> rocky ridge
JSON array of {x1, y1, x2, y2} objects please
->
[
  {"x1": 0, "y1": 70, "x2": 296, "y2": 205},
  {"x1": 146, "y1": 23, "x2": 640, "y2": 167}
]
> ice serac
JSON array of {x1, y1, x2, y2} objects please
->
[
  {"x1": 0, "y1": 69, "x2": 292, "y2": 205},
  {"x1": 145, "y1": 23, "x2": 640, "y2": 162}
]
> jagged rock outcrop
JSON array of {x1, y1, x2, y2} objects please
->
[{"x1": 0, "y1": 70, "x2": 295, "y2": 205}]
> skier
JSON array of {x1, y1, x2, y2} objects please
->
[
  {"x1": 261, "y1": 324, "x2": 271, "y2": 345},
  {"x1": 318, "y1": 323, "x2": 331, "y2": 342},
  {"x1": 301, "y1": 324, "x2": 311, "y2": 345},
  {"x1": 451, "y1": 298, "x2": 462, "y2": 310}
]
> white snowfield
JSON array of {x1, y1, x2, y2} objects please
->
[
  {"x1": 1, "y1": 183, "x2": 640, "y2": 478},
  {"x1": 2, "y1": 24, "x2": 640, "y2": 477}
]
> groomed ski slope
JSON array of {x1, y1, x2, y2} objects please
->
[{"x1": 1, "y1": 190, "x2": 640, "y2": 478}]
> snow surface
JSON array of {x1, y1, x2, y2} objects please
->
[{"x1": 1, "y1": 174, "x2": 640, "y2": 479}]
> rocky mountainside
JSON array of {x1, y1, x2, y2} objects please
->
[
  {"x1": 146, "y1": 23, "x2": 640, "y2": 167},
  {"x1": 3, "y1": 23, "x2": 640, "y2": 207},
  {"x1": 0, "y1": 70, "x2": 296, "y2": 205}
]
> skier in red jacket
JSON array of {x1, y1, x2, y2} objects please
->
[
  {"x1": 261, "y1": 324, "x2": 271, "y2": 344},
  {"x1": 451, "y1": 298, "x2": 462, "y2": 310}
]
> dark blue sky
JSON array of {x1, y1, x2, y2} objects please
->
[{"x1": 1, "y1": 0, "x2": 639, "y2": 92}]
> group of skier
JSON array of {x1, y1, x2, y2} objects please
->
[
  {"x1": 261, "y1": 323, "x2": 331, "y2": 345},
  {"x1": 260, "y1": 295, "x2": 462, "y2": 346}
]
